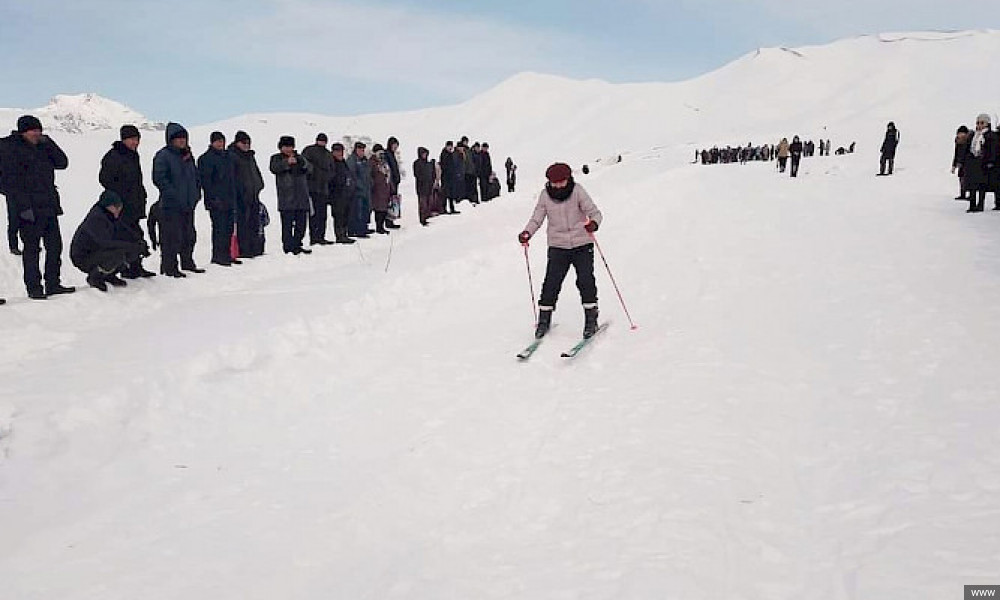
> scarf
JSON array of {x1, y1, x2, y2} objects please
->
[{"x1": 971, "y1": 130, "x2": 986, "y2": 158}]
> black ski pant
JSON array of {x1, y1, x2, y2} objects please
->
[
  {"x1": 74, "y1": 247, "x2": 138, "y2": 276},
  {"x1": 281, "y1": 209, "x2": 308, "y2": 253},
  {"x1": 18, "y1": 213, "x2": 63, "y2": 294},
  {"x1": 539, "y1": 244, "x2": 598, "y2": 309},
  {"x1": 160, "y1": 208, "x2": 197, "y2": 273},
  {"x1": 5, "y1": 197, "x2": 18, "y2": 252},
  {"x1": 309, "y1": 194, "x2": 330, "y2": 243},
  {"x1": 880, "y1": 155, "x2": 895, "y2": 175},
  {"x1": 790, "y1": 156, "x2": 801, "y2": 177},
  {"x1": 238, "y1": 201, "x2": 263, "y2": 258},
  {"x1": 209, "y1": 207, "x2": 234, "y2": 264}
]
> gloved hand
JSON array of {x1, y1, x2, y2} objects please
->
[
  {"x1": 19, "y1": 208, "x2": 35, "y2": 223},
  {"x1": 518, "y1": 231, "x2": 531, "y2": 245},
  {"x1": 584, "y1": 219, "x2": 599, "y2": 233}
]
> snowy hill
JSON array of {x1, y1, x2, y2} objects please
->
[
  {"x1": 0, "y1": 93, "x2": 164, "y2": 135},
  {"x1": 2, "y1": 30, "x2": 1000, "y2": 599}
]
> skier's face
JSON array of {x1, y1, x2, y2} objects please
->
[{"x1": 550, "y1": 179, "x2": 569, "y2": 189}]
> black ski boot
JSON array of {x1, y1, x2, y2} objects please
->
[
  {"x1": 535, "y1": 309, "x2": 553, "y2": 339},
  {"x1": 583, "y1": 306, "x2": 599, "y2": 338},
  {"x1": 87, "y1": 271, "x2": 108, "y2": 292}
]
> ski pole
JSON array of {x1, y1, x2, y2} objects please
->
[
  {"x1": 384, "y1": 232, "x2": 395, "y2": 273},
  {"x1": 522, "y1": 242, "x2": 537, "y2": 326},
  {"x1": 588, "y1": 229, "x2": 638, "y2": 330}
]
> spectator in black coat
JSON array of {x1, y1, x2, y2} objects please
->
[
  {"x1": 963, "y1": 114, "x2": 999, "y2": 213},
  {"x1": 70, "y1": 190, "x2": 147, "y2": 292},
  {"x1": 413, "y1": 147, "x2": 435, "y2": 226},
  {"x1": 228, "y1": 131, "x2": 266, "y2": 258},
  {"x1": 879, "y1": 122, "x2": 900, "y2": 176},
  {"x1": 0, "y1": 115, "x2": 74, "y2": 299},
  {"x1": 197, "y1": 131, "x2": 240, "y2": 267},
  {"x1": 270, "y1": 136, "x2": 313, "y2": 254},
  {"x1": 789, "y1": 136, "x2": 804, "y2": 178},
  {"x1": 505, "y1": 157, "x2": 517, "y2": 193},
  {"x1": 478, "y1": 142, "x2": 494, "y2": 202},
  {"x1": 302, "y1": 133, "x2": 335, "y2": 245},
  {"x1": 99, "y1": 124, "x2": 154, "y2": 278},
  {"x1": 439, "y1": 142, "x2": 460, "y2": 214},
  {"x1": 952, "y1": 125, "x2": 971, "y2": 200},
  {"x1": 152, "y1": 122, "x2": 202, "y2": 277},
  {"x1": 327, "y1": 142, "x2": 355, "y2": 244}
]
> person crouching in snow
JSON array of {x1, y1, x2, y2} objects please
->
[
  {"x1": 518, "y1": 162, "x2": 603, "y2": 339},
  {"x1": 70, "y1": 190, "x2": 149, "y2": 292}
]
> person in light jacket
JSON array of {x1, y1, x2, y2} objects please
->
[{"x1": 518, "y1": 162, "x2": 603, "y2": 340}]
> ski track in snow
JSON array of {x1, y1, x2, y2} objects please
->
[{"x1": 1, "y1": 147, "x2": 999, "y2": 599}]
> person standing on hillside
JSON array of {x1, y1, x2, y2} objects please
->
[
  {"x1": 413, "y1": 147, "x2": 435, "y2": 226},
  {"x1": 383, "y1": 137, "x2": 402, "y2": 230},
  {"x1": 0, "y1": 115, "x2": 75, "y2": 299},
  {"x1": 328, "y1": 142, "x2": 355, "y2": 244},
  {"x1": 370, "y1": 149, "x2": 393, "y2": 235},
  {"x1": 70, "y1": 190, "x2": 147, "y2": 291},
  {"x1": 347, "y1": 141, "x2": 372, "y2": 237},
  {"x1": 505, "y1": 157, "x2": 517, "y2": 193},
  {"x1": 197, "y1": 131, "x2": 241, "y2": 267},
  {"x1": 439, "y1": 142, "x2": 461, "y2": 214},
  {"x1": 777, "y1": 138, "x2": 790, "y2": 173},
  {"x1": 229, "y1": 131, "x2": 266, "y2": 258},
  {"x1": 270, "y1": 136, "x2": 313, "y2": 254},
  {"x1": 962, "y1": 114, "x2": 998, "y2": 213},
  {"x1": 952, "y1": 125, "x2": 971, "y2": 201},
  {"x1": 518, "y1": 162, "x2": 604, "y2": 340},
  {"x1": 302, "y1": 133, "x2": 335, "y2": 245},
  {"x1": 152, "y1": 122, "x2": 203, "y2": 277},
  {"x1": 459, "y1": 142, "x2": 479, "y2": 205},
  {"x1": 878, "y1": 122, "x2": 900, "y2": 176},
  {"x1": 478, "y1": 142, "x2": 494, "y2": 201},
  {"x1": 789, "y1": 136, "x2": 804, "y2": 178},
  {"x1": 99, "y1": 124, "x2": 155, "y2": 278}
]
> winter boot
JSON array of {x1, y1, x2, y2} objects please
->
[
  {"x1": 583, "y1": 305, "x2": 599, "y2": 339},
  {"x1": 535, "y1": 307, "x2": 553, "y2": 339},
  {"x1": 87, "y1": 271, "x2": 108, "y2": 292},
  {"x1": 46, "y1": 284, "x2": 76, "y2": 296},
  {"x1": 105, "y1": 272, "x2": 128, "y2": 287}
]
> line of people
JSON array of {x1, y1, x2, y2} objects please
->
[
  {"x1": 952, "y1": 114, "x2": 999, "y2": 213},
  {"x1": 696, "y1": 139, "x2": 837, "y2": 166},
  {"x1": 0, "y1": 114, "x2": 518, "y2": 302}
]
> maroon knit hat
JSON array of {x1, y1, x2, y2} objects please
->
[{"x1": 545, "y1": 162, "x2": 572, "y2": 183}]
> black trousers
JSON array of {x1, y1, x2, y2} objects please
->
[
  {"x1": 74, "y1": 247, "x2": 137, "y2": 275},
  {"x1": 880, "y1": 155, "x2": 895, "y2": 175},
  {"x1": 281, "y1": 210, "x2": 308, "y2": 252},
  {"x1": 331, "y1": 195, "x2": 350, "y2": 239},
  {"x1": 238, "y1": 201, "x2": 263, "y2": 257},
  {"x1": 969, "y1": 187, "x2": 987, "y2": 211},
  {"x1": 464, "y1": 174, "x2": 478, "y2": 202},
  {"x1": 539, "y1": 244, "x2": 597, "y2": 309},
  {"x1": 309, "y1": 194, "x2": 329, "y2": 243},
  {"x1": 160, "y1": 209, "x2": 197, "y2": 273},
  {"x1": 209, "y1": 207, "x2": 234, "y2": 264},
  {"x1": 5, "y1": 197, "x2": 18, "y2": 252},
  {"x1": 18, "y1": 213, "x2": 63, "y2": 294},
  {"x1": 778, "y1": 157, "x2": 787, "y2": 172},
  {"x1": 790, "y1": 156, "x2": 801, "y2": 177}
]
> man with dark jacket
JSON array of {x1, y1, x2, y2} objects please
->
[
  {"x1": 302, "y1": 133, "x2": 335, "y2": 245},
  {"x1": 383, "y1": 136, "x2": 402, "y2": 230},
  {"x1": 478, "y1": 142, "x2": 494, "y2": 202},
  {"x1": 270, "y1": 136, "x2": 313, "y2": 255},
  {"x1": 100, "y1": 124, "x2": 154, "y2": 278},
  {"x1": 413, "y1": 147, "x2": 435, "y2": 226},
  {"x1": 439, "y1": 142, "x2": 460, "y2": 214},
  {"x1": 228, "y1": 131, "x2": 265, "y2": 258},
  {"x1": 152, "y1": 122, "x2": 202, "y2": 277},
  {"x1": 198, "y1": 131, "x2": 240, "y2": 267},
  {"x1": 71, "y1": 191, "x2": 147, "y2": 291},
  {"x1": 458, "y1": 143, "x2": 478, "y2": 205},
  {"x1": 328, "y1": 142, "x2": 355, "y2": 244},
  {"x1": 789, "y1": 136, "x2": 804, "y2": 178},
  {"x1": 0, "y1": 115, "x2": 75, "y2": 299},
  {"x1": 346, "y1": 142, "x2": 372, "y2": 237},
  {"x1": 505, "y1": 157, "x2": 517, "y2": 193},
  {"x1": 879, "y1": 122, "x2": 900, "y2": 176},
  {"x1": 963, "y1": 114, "x2": 999, "y2": 213}
]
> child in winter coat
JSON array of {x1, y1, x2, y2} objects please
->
[{"x1": 518, "y1": 162, "x2": 603, "y2": 339}]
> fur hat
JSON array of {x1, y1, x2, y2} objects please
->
[
  {"x1": 120, "y1": 125, "x2": 141, "y2": 141},
  {"x1": 17, "y1": 115, "x2": 42, "y2": 133},
  {"x1": 545, "y1": 162, "x2": 572, "y2": 183},
  {"x1": 278, "y1": 135, "x2": 295, "y2": 149}
]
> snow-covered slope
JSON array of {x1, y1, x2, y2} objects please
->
[{"x1": 2, "y1": 30, "x2": 999, "y2": 599}]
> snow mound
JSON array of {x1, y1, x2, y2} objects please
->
[{"x1": 1, "y1": 93, "x2": 164, "y2": 135}]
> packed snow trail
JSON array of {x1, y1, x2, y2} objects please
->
[{"x1": 2, "y1": 145, "x2": 1000, "y2": 598}]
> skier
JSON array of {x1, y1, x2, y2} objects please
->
[
  {"x1": 879, "y1": 122, "x2": 899, "y2": 176},
  {"x1": 517, "y1": 162, "x2": 603, "y2": 339}
]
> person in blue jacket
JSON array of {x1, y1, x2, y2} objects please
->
[{"x1": 152, "y1": 122, "x2": 202, "y2": 277}]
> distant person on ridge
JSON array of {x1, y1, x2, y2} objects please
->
[
  {"x1": 518, "y1": 162, "x2": 604, "y2": 340},
  {"x1": 99, "y1": 124, "x2": 155, "y2": 278},
  {"x1": 198, "y1": 131, "x2": 241, "y2": 267},
  {"x1": 952, "y1": 125, "x2": 970, "y2": 201},
  {"x1": 270, "y1": 136, "x2": 313, "y2": 254},
  {"x1": 962, "y1": 114, "x2": 998, "y2": 213},
  {"x1": 777, "y1": 138, "x2": 790, "y2": 173},
  {"x1": 878, "y1": 122, "x2": 900, "y2": 176},
  {"x1": 0, "y1": 115, "x2": 75, "y2": 299},
  {"x1": 70, "y1": 190, "x2": 148, "y2": 292},
  {"x1": 789, "y1": 136, "x2": 804, "y2": 178},
  {"x1": 152, "y1": 122, "x2": 203, "y2": 277}
]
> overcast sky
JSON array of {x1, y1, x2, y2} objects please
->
[{"x1": 1, "y1": 0, "x2": 995, "y2": 124}]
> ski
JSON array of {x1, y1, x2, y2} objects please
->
[
  {"x1": 561, "y1": 323, "x2": 610, "y2": 358},
  {"x1": 516, "y1": 325, "x2": 558, "y2": 360}
]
